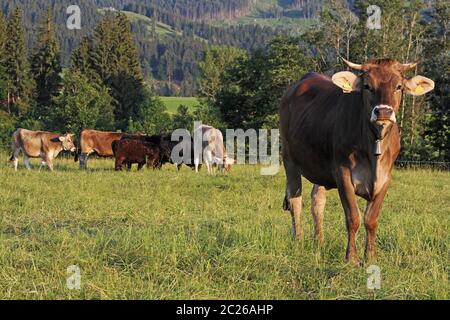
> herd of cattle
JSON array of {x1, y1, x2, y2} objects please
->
[
  {"x1": 7, "y1": 58, "x2": 436, "y2": 263},
  {"x1": 9, "y1": 125, "x2": 234, "y2": 173}
]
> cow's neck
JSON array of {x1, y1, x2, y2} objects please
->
[{"x1": 51, "y1": 142, "x2": 64, "y2": 158}]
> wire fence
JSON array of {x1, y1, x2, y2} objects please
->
[{"x1": 395, "y1": 160, "x2": 450, "y2": 171}]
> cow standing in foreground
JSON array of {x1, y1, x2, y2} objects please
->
[
  {"x1": 112, "y1": 139, "x2": 161, "y2": 171},
  {"x1": 280, "y1": 59, "x2": 435, "y2": 263},
  {"x1": 76, "y1": 129, "x2": 123, "y2": 169},
  {"x1": 193, "y1": 125, "x2": 234, "y2": 174},
  {"x1": 10, "y1": 128, "x2": 76, "y2": 171}
]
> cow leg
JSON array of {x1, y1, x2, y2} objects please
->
[
  {"x1": 23, "y1": 155, "x2": 31, "y2": 170},
  {"x1": 46, "y1": 159, "x2": 54, "y2": 172},
  {"x1": 311, "y1": 184, "x2": 327, "y2": 243},
  {"x1": 39, "y1": 161, "x2": 46, "y2": 171},
  {"x1": 194, "y1": 153, "x2": 200, "y2": 173},
  {"x1": 13, "y1": 157, "x2": 19, "y2": 171},
  {"x1": 364, "y1": 183, "x2": 389, "y2": 261},
  {"x1": 283, "y1": 159, "x2": 303, "y2": 241},
  {"x1": 138, "y1": 162, "x2": 145, "y2": 171},
  {"x1": 79, "y1": 153, "x2": 89, "y2": 169},
  {"x1": 336, "y1": 169, "x2": 361, "y2": 264},
  {"x1": 127, "y1": 163, "x2": 132, "y2": 171},
  {"x1": 207, "y1": 162, "x2": 213, "y2": 174},
  {"x1": 11, "y1": 149, "x2": 20, "y2": 171}
]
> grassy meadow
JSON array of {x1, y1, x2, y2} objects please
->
[
  {"x1": 159, "y1": 97, "x2": 200, "y2": 114},
  {"x1": 0, "y1": 152, "x2": 449, "y2": 300}
]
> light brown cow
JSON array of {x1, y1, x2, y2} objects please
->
[
  {"x1": 10, "y1": 128, "x2": 76, "y2": 171},
  {"x1": 76, "y1": 129, "x2": 123, "y2": 169}
]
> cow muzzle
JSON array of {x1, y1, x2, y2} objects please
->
[{"x1": 371, "y1": 105, "x2": 396, "y2": 124}]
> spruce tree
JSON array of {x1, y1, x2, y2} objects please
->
[
  {"x1": 5, "y1": 7, "x2": 34, "y2": 115},
  {"x1": 70, "y1": 36, "x2": 101, "y2": 86},
  {"x1": 91, "y1": 13, "x2": 145, "y2": 130},
  {"x1": 0, "y1": 11, "x2": 8, "y2": 110},
  {"x1": 31, "y1": 10, "x2": 62, "y2": 110},
  {"x1": 71, "y1": 37, "x2": 92, "y2": 74}
]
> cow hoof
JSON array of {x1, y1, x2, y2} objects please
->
[
  {"x1": 345, "y1": 256, "x2": 360, "y2": 266},
  {"x1": 283, "y1": 197, "x2": 290, "y2": 211}
]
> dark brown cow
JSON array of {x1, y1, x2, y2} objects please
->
[
  {"x1": 280, "y1": 59, "x2": 435, "y2": 263},
  {"x1": 76, "y1": 129, "x2": 123, "y2": 169},
  {"x1": 113, "y1": 139, "x2": 161, "y2": 171}
]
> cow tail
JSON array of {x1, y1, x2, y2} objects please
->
[{"x1": 112, "y1": 141, "x2": 118, "y2": 157}]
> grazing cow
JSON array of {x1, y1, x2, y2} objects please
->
[
  {"x1": 10, "y1": 128, "x2": 76, "y2": 171},
  {"x1": 121, "y1": 133, "x2": 200, "y2": 170},
  {"x1": 194, "y1": 125, "x2": 234, "y2": 174},
  {"x1": 280, "y1": 59, "x2": 435, "y2": 263},
  {"x1": 119, "y1": 134, "x2": 174, "y2": 169},
  {"x1": 112, "y1": 139, "x2": 160, "y2": 171},
  {"x1": 76, "y1": 129, "x2": 123, "y2": 169}
]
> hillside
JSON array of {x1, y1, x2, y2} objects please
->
[
  {"x1": 0, "y1": 0, "x2": 332, "y2": 95},
  {"x1": 99, "y1": 8, "x2": 179, "y2": 37}
]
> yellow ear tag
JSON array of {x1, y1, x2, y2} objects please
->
[
  {"x1": 342, "y1": 82, "x2": 352, "y2": 93},
  {"x1": 415, "y1": 85, "x2": 425, "y2": 95}
]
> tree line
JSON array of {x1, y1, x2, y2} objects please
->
[
  {"x1": 0, "y1": 0, "x2": 298, "y2": 96},
  {"x1": 0, "y1": 8, "x2": 175, "y2": 148},
  {"x1": 0, "y1": 0, "x2": 448, "y2": 163},
  {"x1": 195, "y1": 0, "x2": 449, "y2": 162}
]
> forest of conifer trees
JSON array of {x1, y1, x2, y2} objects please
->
[{"x1": 0, "y1": 0, "x2": 448, "y2": 162}]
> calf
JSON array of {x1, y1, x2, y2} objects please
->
[{"x1": 112, "y1": 139, "x2": 160, "y2": 171}]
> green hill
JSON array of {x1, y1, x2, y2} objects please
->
[
  {"x1": 99, "y1": 8, "x2": 178, "y2": 37},
  {"x1": 211, "y1": 0, "x2": 318, "y2": 33}
]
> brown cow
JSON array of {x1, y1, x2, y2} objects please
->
[
  {"x1": 113, "y1": 139, "x2": 161, "y2": 171},
  {"x1": 76, "y1": 129, "x2": 123, "y2": 169},
  {"x1": 280, "y1": 59, "x2": 435, "y2": 263},
  {"x1": 10, "y1": 128, "x2": 76, "y2": 171}
]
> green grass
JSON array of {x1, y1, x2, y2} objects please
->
[
  {"x1": 210, "y1": 0, "x2": 317, "y2": 33},
  {"x1": 98, "y1": 9, "x2": 178, "y2": 37},
  {"x1": 159, "y1": 97, "x2": 200, "y2": 114},
  {"x1": 0, "y1": 153, "x2": 449, "y2": 299}
]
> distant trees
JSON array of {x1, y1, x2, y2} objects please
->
[
  {"x1": 90, "y1": 13, "x2": 145, "y2": 130},
  {"x1": 423, "y1": 0, "x2": 450, "y2": 161},
  {"x1": 31, "y1": 10, "x2": 62, "y2": 114},
  {"x1": 203, "y1": 1, "x2": 448, "y2": 162},
  {"x1": 50, "y1": 70, "x2": 114, "y2": 134},
  {"x1": 0, "y1": 7, "x2": 169, "y2": 145},
  {"x1": 212, "y1": 37, "x2": 313, "y2": 130},
  {"x1": 4, "y1": 7, "x2": 34, "y2": 115}
]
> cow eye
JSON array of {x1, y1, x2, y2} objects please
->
[
  {"x1": 396, "y1": 84, "x2": 403, "y2": 91},
  {"x1": 364, "y1": 84, "x2": 372, "y2": 91}
]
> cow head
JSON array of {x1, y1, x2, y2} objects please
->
[
  {"x1": 59, "y1": 134, "x2": 76, "y2": 152},
  {"x1": 223, "y1": 156, "x2": 236, "y2": 172},
  {"x1": 332, "y1": 59, "x2": 434, "y2": 138}
]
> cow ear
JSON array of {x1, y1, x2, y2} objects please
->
[
  {"x1": 405, "y1": 76, "x2": 435, "y2": 96},
  {"x1": 332, "y1": 71, "x2": 360, "y2": 93},
  {"x1": 58, "y1": 136, "x2": 66, "y2": 142}
]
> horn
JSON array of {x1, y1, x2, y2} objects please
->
[
  {"x1": 342, "y1": 57, "x2": 364, "y2": 70},
  {"x1": 401, "y1": 62, "x2": 418, "y2": 71}
]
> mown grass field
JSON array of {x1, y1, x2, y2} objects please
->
[
  {"x1": 159, "y1": 97, "x2": 199, "y2": 114},
  {"x1": 0, "y1": 153, "x2": 449, "y2": 300}
]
